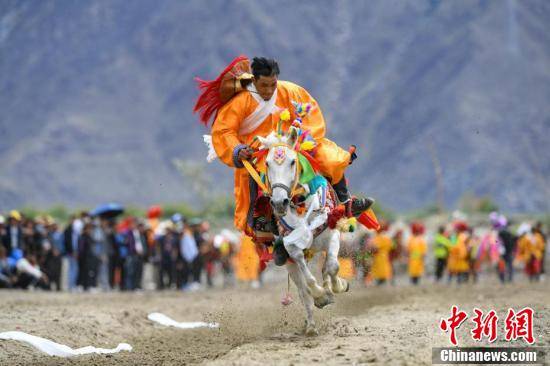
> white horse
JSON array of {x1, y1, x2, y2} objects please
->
[{"x1": 256, "y1": 129, "x2": 356, "y2": 336}]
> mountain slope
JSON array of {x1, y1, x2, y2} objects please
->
[{"x1": 0, "y1": 0, "x2": 548, "y2": 212}]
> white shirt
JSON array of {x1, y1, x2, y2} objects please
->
[
  {"x1": 133, "y1": 229, "x2": 144, "y2": 255},
  {"x1": 16, "y1": 258, "x2": 43, "y2": 279},
  {"x1": 180, "y1": 231, "x2": 198, "y2": 263},
  {"x1": 10, "y1": 226, "x2": 18, "y2": 249}
]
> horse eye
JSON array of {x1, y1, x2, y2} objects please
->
[
  {"x1": 266, "y1": 161, "x2": 269, "y2": 168},
  {"x1": 290, "y1": 160, "x2": 295, "y2": 166}
]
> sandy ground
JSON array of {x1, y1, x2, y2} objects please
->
[{"x1": 0, "y1": 276, "x2": 549, "y2": 365}]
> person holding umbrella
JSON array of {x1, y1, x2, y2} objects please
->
[{"x1": 90, "y1": 203, "x2": 124, "y2": 290}]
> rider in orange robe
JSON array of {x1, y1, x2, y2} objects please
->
[{"x1": 194, "y1": 57, "x2": 373, "y2": 248}]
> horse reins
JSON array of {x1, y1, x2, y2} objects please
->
[{"x1": 242, "y1": 160, "x2": 270, "y2": 193}]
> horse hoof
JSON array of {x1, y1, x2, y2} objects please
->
[
  {"x1": 314, "y1": 294, "x2": 334, "y2": 309},
  {"x1": 314, "y1": 298, "x2": 327, "y2": 309},
  {"x1": 333, "y1": 279, "x2": 350, "y2": 294},
  {"x1": 305, "y1": 326, "x2": 319, "y2": 337}
]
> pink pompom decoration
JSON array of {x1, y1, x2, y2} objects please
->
[{"x1": 281, "y1": 293, "x2": 294, "y2": 306}]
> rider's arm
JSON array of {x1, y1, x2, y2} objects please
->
[{"x1": 211, "y1": 96, "x2": 248, "y2": 168}]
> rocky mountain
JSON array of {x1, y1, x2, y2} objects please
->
[{"x1": 1, "y1": 0, "x2": 549, "y2": 212}]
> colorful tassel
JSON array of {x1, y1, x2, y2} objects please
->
[
  {"x1": 300, "y1": 140, "x2": 315, "y2": 151},
  {"x1": 280, "y1": 109, "x2": 290, "y2": 121},
  {"x1": 298, "y1": 154, "x2": 316, "y2": 185}
]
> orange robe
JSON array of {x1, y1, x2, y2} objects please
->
[
  {"x1": 447, "y1": 233, "x2": 469, "y2": 274},
  {"x1": 338, "y1": 257, "x2": 356, "y2": 280},
  {"x1": 211, "y1": 80, "x2": 351, "y2": 232},
  {"x1": 371, "y1": 233, "x2": 393, "y2": 280},
  {"x1": 407, "y1": 235, "x2": 427, "y2": 277},
  {"x1": 234, "y1": 235, "x2": 260, "y2": 281},
  {"x1": 533, "y1": 233, "x2": 546, "y2": 260},
  {"x1": 518, "y1": 234, "x2": 544, "y2": 261}
]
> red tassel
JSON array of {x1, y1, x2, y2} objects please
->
[
  {"x1": 327, "y1": 206, "x2": 346, "y2": 229},
  {"x1": 358, "y1": 210, "x2": 381, "y2": 231},
  {"x1": 253, "y1": 149, "x2": 269, "y2": 160},
  {"x1": 193, "y1": 55, "x2": 249, "y2": 126},
  {"x1": 256, "y1": 245, "x2": 273, "y2": 273}
]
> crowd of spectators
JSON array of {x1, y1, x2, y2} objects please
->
[
  {"x1": 0, "y1": 208, "x2": 237, "y2": 291},
  {"x1": 1, "y1": 207, "x2": 547, "y2": 292},
  {"x1": 359, "y1": 213, "x2": 547, "y2": 286}
]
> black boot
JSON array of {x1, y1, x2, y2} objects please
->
[
  {"x1": 332, "y1": 176, "x2": 375, "y2": 216},
  {"x1": 333, "y1": 176, "x2": 351, "y2": 204},
  {"x1": 350, "y1": 196, "x2": 375, "y2": 216},
  {"x1": 273, "y1": 237, "x2": 289, "y2": 266}
]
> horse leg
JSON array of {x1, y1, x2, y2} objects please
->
[
  {"x1": 325, "y1": 230, "x2": 350, "y2": 294},
  {"x1": 321, "y1": 265, "x2": 333, "y2": 294},
  {"x1": 286, "y1": 245, "x2": 330, "y2": 308},
  {"x1": 321, "y1": 246, "x2": 335, "y2": 305},
  {"x1": 321, "y1": 269, "x2": 335, "y2": 306},
  {"x1": 286, "y1": 262, "x2": 317, "y2": 336}
]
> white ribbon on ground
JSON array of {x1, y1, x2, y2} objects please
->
[
  {"x1": 147, "y1": 312, "x2": 219, "y2": 329},
  {"x1": 0, "y1": 331, "x2": 132, "y2": 357}
]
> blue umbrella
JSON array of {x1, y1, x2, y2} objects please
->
[{"x1": 90, "y1": 203, "x2": 125, "y2": 218}]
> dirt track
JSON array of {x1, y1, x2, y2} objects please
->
[{"x1": 0, "y1": 277, "x2": 549, "y2": 365}]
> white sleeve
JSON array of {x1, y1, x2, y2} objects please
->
[{"x1": 16, "y1": 259, "x2": 43, "y2": 279}]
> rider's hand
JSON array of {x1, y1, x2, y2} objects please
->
[{"x1": 238, "y1": 146, "x2": 254, "y2": 162}]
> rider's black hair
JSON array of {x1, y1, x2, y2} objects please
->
[{"x1": 251, "y1": 57, "x2": 280, "y2": 79}]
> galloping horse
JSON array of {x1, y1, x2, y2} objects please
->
[{"x1": 254, "y1": 128, "x2": 355, "y2": 336}]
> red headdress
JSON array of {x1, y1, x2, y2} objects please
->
[
  {"x1": 147, "y1": 205, "x2": 162, "y2": 219},
  {"x1": 410, "y1": 221, "x2": 425, "y2": 236},
  {"x1": 193, "y1": 55, "x2": 252, "y2": 126},
  {"x1": 453, "y1": 220, "x2": 469, "y2": 233}
]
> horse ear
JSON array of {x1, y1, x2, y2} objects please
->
[
  {"x1": 255, "y1": 136, "x2": 271, "y2": 149},
  {"x1": 287, "y1": 127, "x2": 299, "y2": 147}
]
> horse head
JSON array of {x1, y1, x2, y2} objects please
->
[{"x1": 256, "y1": 128, "x2": 300, "y2": 216}]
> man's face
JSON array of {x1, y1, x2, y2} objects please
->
[{"x1": 253, "y1": 75, "x2": 278, "y2": 101}]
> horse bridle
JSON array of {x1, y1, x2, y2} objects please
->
[
  {"x1": 270, "y1": 182, "x2": 293, "y2": 198},
  {"x1": 265, "y1": 143, "x2": 302, "y2": 199}
]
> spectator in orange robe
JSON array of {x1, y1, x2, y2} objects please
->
[{"x1": 407, "y1": 222, "x2": 427, "y2": 285}]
